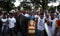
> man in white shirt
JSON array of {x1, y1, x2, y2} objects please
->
[
  {"x1": 37, "y1": 13, "x2": 45, "y2": 36},
  {"x1": 1, "y1": 14, "x2": 7, "y2": 36},
  {"x1": 48, "y1": 12, "x2": 58, "y2": 36},
  {"x1": 8, "y1": 13, "x2": 16, "y2": 36}
]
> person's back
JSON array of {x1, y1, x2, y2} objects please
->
[
  {"x1": 16, "y1": 12, "x2": 29, "y2": 36},
  {"x1": 19, "y1": 15, "x2": 29, "y2": 36}
]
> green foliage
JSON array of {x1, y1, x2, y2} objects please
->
[
  {"x1": 30, "y1": 0, "x2": 48, "y2": 11},
  {"x1": 0, "y1": 0, "x2": 49, "y2": 11},
  {"x1": 17, "y1": 6, "x2": 21, "y2": 10},
  {"x1": 0, "y1": 0, "x2": 14, "y2": 11},
  {"x1": 57, "y1": 5, "x2": 60, "y2": 11},
  {"x1": 3, "y1": 0, "x2": 15, "y2": 2},
  {"x1": 49, "y1": 6, "x2": 56, "y2": 12},
  {"x1": 23, "y1": 5, "x2": 31, "y2": 11},
  {"x1": 42, "y1": 0, "x2": 48, "y2": 11}
]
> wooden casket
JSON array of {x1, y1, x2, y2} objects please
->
[{"x1": 28, "y1": 20, "x2": 36, "y2": 34}]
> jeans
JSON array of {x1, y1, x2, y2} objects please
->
[
  {"x1": 1, "y1": 25, "x2": 6, "y2": 36},
  {"x1": 8, "y1": 27, "x2": 16, "y2": 36},
  {"x1": 37, "y1": 30, "x2": 45, "y2": 36}
]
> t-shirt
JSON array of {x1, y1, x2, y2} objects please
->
[
  {"x1": 24, "y1": 13, "x2": 30, "y2": 17},
  {"x1": 49, "y1": 18, "x2": 58, "y2": 35},
  {"x1": 37, "y1": 17, "x2": 45, "y2": 30},
  {"x1": 8, "y1": 17, "x2": 16, "y2": 28},
  {"x1": 1, "y1": 18, "x2": 7, "y2": 25}
]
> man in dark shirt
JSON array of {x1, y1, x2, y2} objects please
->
[{"x1": 16, "y1": 11, "x2": 29, "y2": 36}]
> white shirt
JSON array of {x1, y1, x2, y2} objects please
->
[
  {"x1": 44, "y1": 23, "x2": 52, "y2": 36},
  {"x1": 37, "y1": 17, "x2": 45, "y2": 30},
  {"x1": 8, "y1": 17, "x2": 16, "y2": 28},
  {"x1": 24, "y1": 13, "x2": 30, "y2": 17},
  {"x1": 34, "y1": 15, "x2": 39, "y2": 19},
  {"x1": 1, "y1": 18, "x2": 7, "y2": 25},
  {"x1": 49, "y1": 18, "x2": 58, "y2": 35}
]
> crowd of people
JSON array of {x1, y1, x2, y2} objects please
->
[{"x1": 0, "y1": 10, "x2": 60, "y2": 36}]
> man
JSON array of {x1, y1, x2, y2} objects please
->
[
  {"x1": 1, "y1": 14, "x2": 7, "y2": 36},
  {"x1": 8, "y1": 13, "x2": 16, "y2": 36},
  {"x1": 54, "y1": 13, "x2": 60, "y2": 36},
  {"x1": 37, "y1": 12, "x2": 45, "y2": 36},
  {"x1": 44, "y1": 13, "x2": 50, "y2": 36},
  {"x1": 16, "y1": 11, "x2": 29, "y2": 36},
  {"x1": 49, "y1": 12, "x2": 58, "y2": 36}
]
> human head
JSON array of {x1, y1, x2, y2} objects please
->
[
  {"x1": 50, "y1": 12, "x2": 55, "y2": 20},
  {"x1": 9, "y1": 13, "x2": 14, "y2": 18},
  {"x1": 45, "y1": 13, "x2": 49, "y2": 18},
  {"x1": 39, "y1": 12, "x2": 44, "y2": 19}
]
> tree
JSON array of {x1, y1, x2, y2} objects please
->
[
  {"x1": 30, "y1": 0, "x2": 49, "y2": 12},
  {"x1": 20, "y1": 1, "x2": 31, "y2": 11},
  {"x1": 0, "y1": 0, "x2": 15, "y2": 11},
  {"x1": 57, "y1": 5, "x2": 60, "y2": 12},
  {"x1": 42, "y1": 0, "x2": 48, "y2": 12}
]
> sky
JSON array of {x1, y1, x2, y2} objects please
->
[
  {"x1": 14, "y1": 0, "x2": 60, "y2": 7},
  {"x1": 14, "y1": 0, "x2": 21, "y2": 7},
  {"x1": 14, "y1": 0, "x2": 31, "y2": 7}
]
